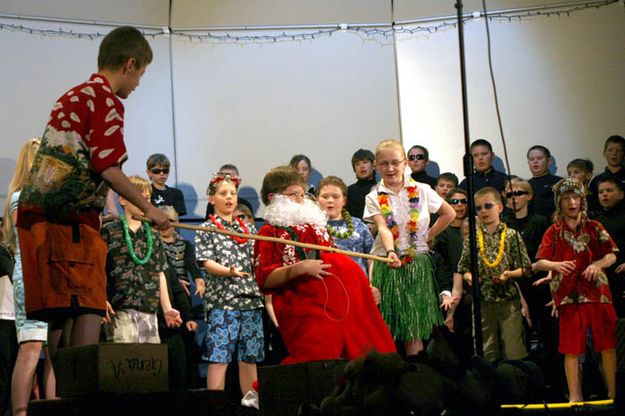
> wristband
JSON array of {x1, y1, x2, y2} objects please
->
[{"x1": 386, "y1": 249, "x2": 397, "y2": 256}]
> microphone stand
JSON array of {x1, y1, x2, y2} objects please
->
[{"x1": 455, "y1": 0, "x2": 483, "y2": 356}]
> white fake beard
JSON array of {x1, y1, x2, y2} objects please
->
[{"x1": 264, "y1": 195, "x2": 327, "y2": 227}]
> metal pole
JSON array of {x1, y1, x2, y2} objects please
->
[{"x1": 455, "y1": 0, "x2": 483, "y2": 357}]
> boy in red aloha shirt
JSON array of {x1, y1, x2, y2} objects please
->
[
  {"x1": 535, "y1": 178, "x2": 619, "y2": 402},
  {"x1": 17, "y1": 27, "x2": 169, "y2": 353}
]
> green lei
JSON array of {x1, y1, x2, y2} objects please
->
[
  {"x1": 120, "y1": 215, "x2": 154, "y2": 266},
  {"x1": 326, "y1": 209, "x2": 354, "y2": 239},
  {"x1": 276, "y1": 226, "x2": 307, "y2": 260}
]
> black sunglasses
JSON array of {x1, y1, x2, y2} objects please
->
[
  {"x1": 151, "y1": 168, "x2": 170, "y2": 175},
  {"x1": 408, "y1": 154, "x2": 426, "y2": 161},
  {"x1": 505, "y1": 190, "x2": 529, "y2": 198},
  {"x1": 237, "y1": 214, "x2": 250, "y2": 220},
  {"x1": 476, "y1": 202, "x2": 496, "y2": 212},
  {"x1": 449, "y1": 198, "x2": 468, "y2": 205}
]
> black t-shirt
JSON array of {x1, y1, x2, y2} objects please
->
[
  {"x1": 528, "y1": 174, "x2": 562, "y2": 220},
  {"x1": 151, "y1": 184, "x2": 187, "y2": 216},
  {"x1": 410, "y1": 171, "x2": 436, "y2": 189},
  {"x1": 459, "y1": 168, "x2": 508, "y2": 192},
  {"x1": 501, "y1": 210, "x2": 549, "y2": 261},
  {"x1": 434, "y1": 224, "x2": 463, "y2": 274},
  {"x1": 346, "y1": 178, "x2": 377, "y2": 219}
]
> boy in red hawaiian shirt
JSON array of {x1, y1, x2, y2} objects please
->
[
  {"x1": 17, "y1": 27, "x2": 169, "y2": 354},
  {"x1": 536, "y1": 178, "x2": 618, "y2": 402}
]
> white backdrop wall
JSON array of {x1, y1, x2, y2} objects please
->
[
  {"x1": 0, "y1": 20, "x2": 175, "y2": 208},
  {"x1": 1, "y1": 1, "x2": 624, "y2": 216},
  {"x1": 170, "y1": 32, "x2": 399, "y2": 215},
  {"x1": 397, "y1": 5, "x2": 625, "y2": 179}
]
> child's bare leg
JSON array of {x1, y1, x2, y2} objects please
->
[
  {"x1": 42, "y1": 347, "x2": 56, "y2": 399},
  {"x1": 405, "y1": 339, "x2": 423, "y2": 356},
  {"x1": 565, "y1": 354, "x2": 583, "y2": 402},
  {"x1": 601, "y1": 348, "x2": 616, "y2": 399},
  {"x1": 11, "y1": 341, "x2": 43, "y2": 416},
  {"x1": 69, "y1": 314, "x2": 102, "y2": 347},
  {"x1": 238, "y1": 362, "x2": 257, "y2": 395},
  {"x1": 47, "y1": 318, "x2": 73, "y2": 359},
  {"x1": 207, "y1": 363, "x2": 229, "y2": 390}
]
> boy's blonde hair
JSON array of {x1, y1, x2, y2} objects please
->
[
  {"x1": 2, "y1": 138, "x2": 41, "y2": 251},
  {"x1": 128, "y1": 175, "x2": 152, "y2": 196},
  {"x1": 260, "y1": 166, "x2": 306, "y2": 205},
  {"x1": 158, "y1": 205, "x2": 178, "y2": 222},
  {"x1": 235, "y1": 203, "x2": 253, "y2": 219},
  {"x1": 503, "y1": 177, "x2": 532, "y2": 196},
  {"x1": 207, "y1": 175, "x2": 239, "y2": 196},
  {"x1": 317, "y1": 176, "x2": 348, "y2": 197},
  {"x1": 474, "y1": 187, "x2": 502, "y2": 204},
  {"x1": 375, "y1": 139, "x2": 405, "y2": 159}
]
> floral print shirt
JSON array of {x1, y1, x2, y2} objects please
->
[
  {"x1": 254, "y1": 223, "x2": 332, "y2": 291},
  {"x1": 457, "y1": 222, "x2": 531, "y2": 303},
  {"x1": 327, "y1": 217, "x2": 374, "y2": 274},
  {"x1": 19, "y1": 74, "x2": 128, "y2": 230},
  {"x1": 195, "y1": 217, "x2": 263, "y2": 310},
  {"x1": 536, "y1": 219, "x2": 618, "y2": 307},
  {"x1": 102, "y1": 220, "x2": 168, "y2": 314}
]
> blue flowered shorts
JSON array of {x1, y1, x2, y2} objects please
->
[{"x1": 203, "y1": 309, "x2": 264, "y2": 363}]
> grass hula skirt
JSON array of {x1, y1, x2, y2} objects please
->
[{"x1": 372, "y1": 253, "x2": 443, "y2": 341}]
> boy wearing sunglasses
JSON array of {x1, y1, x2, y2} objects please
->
[
  {"x1": 456, "y1": 187, "x2": 532, "y2": 363},
  {"x1": 146, "y1": 153, "x2": 187, "y2": 217},
  {"x1": 435, "y1": 188, "x2": 474, "y2": 365},
  {"x1": 407, "y1": 145, "x2": 436, "y2": 189},
  {"x1": 501, "y1": 178, "x2": 558, "y2": 385}
]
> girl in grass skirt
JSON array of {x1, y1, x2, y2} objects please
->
[{"x1": 364, "y1": 139, "x2": 456, "y2": 356}]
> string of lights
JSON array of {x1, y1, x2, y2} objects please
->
[{"x1": 0, "y1": 0, "x2": 619, "y2": 43}]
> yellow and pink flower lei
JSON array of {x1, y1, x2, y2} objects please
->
[{"x1": 378, "y1": 180, "x2": 420, "y2": 264}]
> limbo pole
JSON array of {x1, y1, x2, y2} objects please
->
[{"x1": 137, "y1": 216, "x2": 393, "y2": 264}]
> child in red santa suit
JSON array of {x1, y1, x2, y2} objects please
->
[{"x1": 254, "y1": 166, "x2": 395, "y2": 364}]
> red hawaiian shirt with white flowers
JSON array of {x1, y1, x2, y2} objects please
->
[
  {"x1": 18, "y1": 74, "x2": 128, "y2": 230},
  {"x1": 536, "y1": 219, "x2": 618, "y2": 308}
]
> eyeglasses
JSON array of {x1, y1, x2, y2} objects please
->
[
  {"x1": 282, "y1": 192, "x2": 306, "y2": 200},
  {"x1": 505, "y1": 190, "x2": 529, "y2": 198},
  {"x1": 449, "y1": 198, "x2": 468, "y2": 205},
  {"x1": 475, "y1": 203, "x2": 496, "y2": 212},
  {"x1": 377, "y1": 160, "x2": 404, "y2": 169},
  {"x1": 150, "y1": 168, "x2": 169, "y2": 175},
  {"x1": 237, "y1": 214, "x2": 250, "y2": 220},
  {"x1": 408, "y1": 154, "x2": 426, "y2": 161}
]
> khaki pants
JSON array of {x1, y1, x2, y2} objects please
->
[{"x1": 481, "y1": 300, "x2": 527, "y2": 363}]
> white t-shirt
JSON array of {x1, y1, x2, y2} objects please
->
[
  {"x1": 0, "y1": 275, "x2": 14, "y2": 320},
  {"x1": 364, "y1": 177, "x2": 443, "y2": 256}
]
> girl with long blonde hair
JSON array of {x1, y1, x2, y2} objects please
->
[{"x1": 3, "y1": 138, "x2": 56, "y2": 416}]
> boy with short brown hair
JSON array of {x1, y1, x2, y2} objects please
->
[
  {"x1": 17, "y1": 27, "x2": 169, "y2": 352},
  {"x1": 146, "y1": 153, "x2": 187, "y2": 216},
  {"x1": 455, "y1": 186, "x2": 531, "y2": 363}
]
